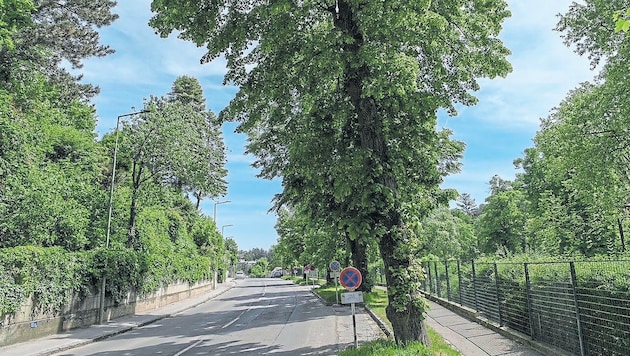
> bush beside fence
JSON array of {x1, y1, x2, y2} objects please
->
[{"x1": 421, "y1": 259, "x2": 630, "y2": 356}]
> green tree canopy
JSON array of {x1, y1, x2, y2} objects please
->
[
  {"x1": 1, "y1": 0, "x2": 118, "y2": 100},
  {"x1": 150, "y1": 0, "x2": 511, "y2": 344}
]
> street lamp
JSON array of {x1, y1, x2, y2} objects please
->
[
  {"x1": 213, "y1": 200, "x2": 231, "y2": 221},
  {"x1": 99, "y1": 110, "x2": 148, "y2": 324},
  {"x1": 221, "y1": 224, "x2": 233, "y2": 237}
]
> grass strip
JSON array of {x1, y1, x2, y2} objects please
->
[{"x1": 301, "y1": 280, "x2": 460, "y2": 355}]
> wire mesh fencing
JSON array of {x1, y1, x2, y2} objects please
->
[{"x1": 421, "y1": 259, "x2": 630, "y2": 356}]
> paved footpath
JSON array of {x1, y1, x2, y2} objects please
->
[
  {"x1": 372, "y1": 286, "x2": 558, "y2": 356},
  {"x1": 425, "y1": 301, "x2": 545, "y2": 356}
]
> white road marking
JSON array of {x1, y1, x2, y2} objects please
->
[
  {"x1": 222, "y1": 281, "x2": 268, "y2": 329},
  {"x1": 173, "y1": 339, "x2": 205, "y2": 356}
]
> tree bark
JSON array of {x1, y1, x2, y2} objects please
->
[
  {"x1": 347, "y1": 233, "x2": 373, "y2": 292},
  {"x1": 331, "y1": 0, "x2": 430, "y2": 344},
  {"x1": 379, "y1": 231, "x2": 430, "y2": 345}
]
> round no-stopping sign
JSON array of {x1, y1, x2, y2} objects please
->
[
  {"x1": 330, "y1": 260, "x2": 341, "y2": 272},
  {"x1": 339, "y1": 267, "x2": 362, "y2": 291}
]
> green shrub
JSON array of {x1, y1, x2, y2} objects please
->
[{"x1": 0, "y1": 246, "x2": 88, "y2": 315}]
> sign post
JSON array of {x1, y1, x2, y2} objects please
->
[
  {"x1": 330, "y1": 261, "x2": 341, "y2": 304},
  {"x1": 339, "y1": 266, "x2": 363, "y2": 348}
]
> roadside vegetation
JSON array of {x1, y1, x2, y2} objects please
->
[
  {"x1": 2, "y1": 0, "x2": 630, "y2": 350},
  {"x1": 293, "y1": 278, "x2": 460, "y2": 355},
  {"x1": 0, "y1": 2, "x2": 233, "y2": 316}
]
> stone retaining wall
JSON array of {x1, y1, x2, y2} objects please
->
[{"x1": 0, "y1": 280, "x2": 213, "y2": 347}]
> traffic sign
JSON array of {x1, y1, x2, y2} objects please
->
[
  {"x1": 339, "y1": 267, "x2": 362, "y2": 291},
  {"x1": 330, "y1": 261, "x2": 341, "y2": 271}
]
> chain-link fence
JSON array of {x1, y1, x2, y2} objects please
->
[{"x1": 421, "y1": 259, "x2": 630, "y2": 356}]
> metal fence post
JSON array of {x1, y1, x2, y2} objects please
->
[
  {"x1": 569, "y1": 262, "x2": 586, "y2": 356},
  {"x1": 472, "y1": 260, "x2": 479, "y2": 311},
  {"x1": 427, "y1": 262, "x2": 433, "y2": 294},
  {"x1": 434, "y1": 261, "x2": 441, "y2": 298},
  {"x1": 445, "y1": 260, "x2": 451, "y2": 301},
  {"x1": 494, "y1": 263, "x2": 504, "y2": 326},
  {"x1": 421, "y1": 262, "x2": 427, "y2": 291},
  {"x1": 524, "y1": 263, "x2": 535, "y2": 339},
  {"x1": 457, "y1": 260, "x2": 463, "y2": 305}
]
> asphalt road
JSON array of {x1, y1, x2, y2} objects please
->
[{"x1": 53, "y1": 278, "x2": 341, "y2": 356}]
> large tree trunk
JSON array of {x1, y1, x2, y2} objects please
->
[
  {"x1": 379, "y1": 231, "x2": 430, "y2": 345},
  {"x1": 334, "y1": 0, "x2": 430, "y2": 344},
  {"x1": 347, "y1": 233, "x2": 373, "y2": 292}
]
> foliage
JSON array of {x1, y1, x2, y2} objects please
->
[
  {"x1": 240, "y1": 247, "x2": 269, "y2": 262},
  {"x1": 0, "y1": 246, "x2": 88, "y2": 315},
  {"x1": 417, "y1": 207, "x2": 478, "y2": 260},
  {"x1": 495, "y1": 1, "x2": 630, "y2": 257},
  {"x1": 0, "y1": 0, "x2": 34, "y2": 51},
  {"x1": 150, "y1": 0, "x2": 511, "y2": 344},
  {"x1": 614, "y1": 8, "x2": 630, "y2": 32},
  {"x1": 167, "y1": 76, "x2": 227, "y2": 209},
  {"x1": 0, "y1": 240, "x2": 214, "y2": 316},
  {"x1": 339, "y1": 339, "x2": 431, "y2": 356},
  {"x1": 250, "y1": 257, "x2": 269, "y2": 278},
  {"x1": 0, "y1": 0, "x2": 118, "y2": 100},
  {"x1": 135, "y1": 206, "x2": 211, "y2": 292},
  {"x1": 475, "y1": 182, "x2": 528, "y2": 256},
  {"x1": 557, "y1": 0, "x2": 628, "y2": 68},
  {"x1": 312, "y1": 286, "x2": 458, "y2": 355},
  {"x1": 0, "y1": 0, "x2": 231, "y2": 324},
  {"x1": 0, "y1": 77, "x2": 106, "y2": 250},
  {"x1": 113, "y1": 77, "x2": 227, "y2": 248},
  {"x1": 191, "y1": 216, "x2": 224, "y2": 271}
]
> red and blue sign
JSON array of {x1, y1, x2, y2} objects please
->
[{"x1": 339, "y1": 267, "x2": 362, "y2": 291}]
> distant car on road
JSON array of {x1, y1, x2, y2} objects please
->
[
  {"x1": 271, "y1": 270, "x2": 282, "y2": 278},
  {"x1": 235, "y1": 271, "x2": 245, "y2": 279}
]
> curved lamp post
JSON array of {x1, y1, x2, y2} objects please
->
[
  {"x1": 213, "y1": 200, "x2": 231, "y2": 221},
  {"x1": 99, "y1": 110, "x2": 148, "y2": 324},
  {"x1": 221, "y1": 224, "x2": 233, "y2": 237}
]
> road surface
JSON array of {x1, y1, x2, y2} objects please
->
[{"x1": 54, "y1": 278, "x2": 343, "y2": 355}]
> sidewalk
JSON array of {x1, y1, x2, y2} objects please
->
[
  {"x1": 0, "y1": 281, "x2": 237, "y2": 356},
  {"x1": 424, "y1": 301, "x2": 544, "y2": 356},
  {"x1": 373, "y1": 286, "x2": 552, "y2": 356}
]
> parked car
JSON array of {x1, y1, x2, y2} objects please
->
[
  {"x1": 235, "y1": 271, "x2": 245, "y2": 279},
  {"x1": 272, "y1": 270, "x2": 282, "y2": 278}
]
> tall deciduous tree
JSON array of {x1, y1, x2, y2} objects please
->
[
  {"x1": 1, "y1": 0, "x2": 118, "y2": 100},
  {"x1": 150, "y1": 0, "x2": 511, "y2": 344},
  {"x1": 475, "y1": 178, "x2": 528, "y2": 256},
  {"x1": 167, "y1": 76, "x2": 228, "y2": 209},
  {"x1": 118, "y1": 78, "x2": 228, "y2": 249}
]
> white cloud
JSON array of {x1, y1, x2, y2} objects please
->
[{"x1": 464, "y1": 0, "x2": 595, "y2": 130}]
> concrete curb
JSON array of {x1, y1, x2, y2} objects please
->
[
  {"x1": 362, "y1": 305, "x2": 392, "y2": 338},
  {"x1": 309, "y1": 287, "x2": 393, "y2": 339}
]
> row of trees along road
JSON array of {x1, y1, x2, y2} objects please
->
[
  {"x1": 149, "y1": 0, "x2": 511, "y2": 344},
  {"x1": 0, "y1": 0, "x2": 233, "y2": 317},
  {"x1": 272, "y1": 0, "x2": 630, "y2": 289},
  {"x1": 149, "y1": 0, "x2": 630, "y2": 346}
]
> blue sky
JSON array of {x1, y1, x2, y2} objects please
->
[{"x1": 81, "y1": 1, "x2": 595, "y2": 251}]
